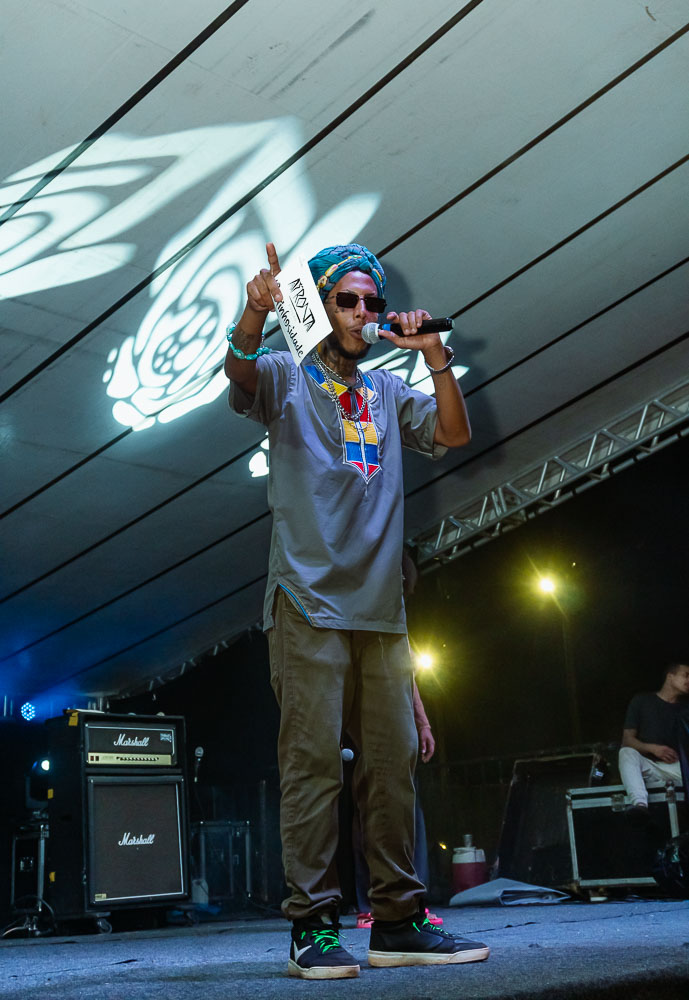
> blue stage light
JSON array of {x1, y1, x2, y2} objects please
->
[{"x1": 20, "y1": 702, "x2": 36, "y2": 721}]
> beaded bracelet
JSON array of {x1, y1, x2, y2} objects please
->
[
  {"x1": 225, "y1": 323, "x2": 271, "y2": 361},
  {"x1": 424, "y1": 345, "x2": 455, "y2": 374}
]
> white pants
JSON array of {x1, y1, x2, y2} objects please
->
[{"x1": 618, "y1": 746, "x2": 682, "y2": 806}]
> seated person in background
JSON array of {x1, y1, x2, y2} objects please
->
[{"x1": 618, "y1": 662, "x2": 689, "y2": 811}]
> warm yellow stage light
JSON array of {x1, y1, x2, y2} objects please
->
[
  {"x1": 539, "y1": 576, "x2": 556, "y2": 594},
  {"x1": 417, "y1": 652, "x2": 434, "y2": 670}
]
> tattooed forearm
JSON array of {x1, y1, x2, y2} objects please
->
[{"x1": 231, "y1": 323, "x2": 262, "y2": 352}]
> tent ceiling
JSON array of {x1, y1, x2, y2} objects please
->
[{"x1": 2, "y1": 0, "x2": 688, "y2": 703}]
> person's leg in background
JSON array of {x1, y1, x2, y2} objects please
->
[
  {"x1": 618, "y1": 747, "x2": 682, "y2": 807},
  {"x1": 413, "y1": 780, "x2": 429, "y2": 889},
  {"x1": 413, "y1": 781, "x2": 443, "y2": 925}
]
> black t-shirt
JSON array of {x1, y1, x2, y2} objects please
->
[{"x1": 623, "y1": 692, "x2": 689, "y2": 752}]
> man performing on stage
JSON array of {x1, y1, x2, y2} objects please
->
[{"x1": 225, "y1": 241, "x2": 488, "y2": 979}]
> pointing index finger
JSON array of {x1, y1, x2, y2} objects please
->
[{"x1": 266, "y1": 242, "x2": 281, "y2": 276}]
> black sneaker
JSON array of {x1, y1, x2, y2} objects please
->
[
  {"x1": 288, "y1": 916, "x2": 360, "y2": 979},
  {"x1": 368, "y1": 910, "x2": 490, "y2": 967}
]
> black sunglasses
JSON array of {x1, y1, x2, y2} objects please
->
[{"x1": 329, "y1": 291, "x2": 387, "y2": 313}]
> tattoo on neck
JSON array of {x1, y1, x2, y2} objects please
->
[{"x1": 320, "y1": 342, "x2": 358, "y2": 380}]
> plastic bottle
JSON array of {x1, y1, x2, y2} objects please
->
[{"x1": 452, "y1": 833, "x2": 487, "y2": 892}]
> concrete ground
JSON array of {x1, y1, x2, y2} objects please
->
[{"x1": 1, "y1": 901, "x2": 688, "y2": 1000}]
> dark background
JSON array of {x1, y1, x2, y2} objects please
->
[{"x1": 408, "y1": 433, "x2": 689, "y2": 761}]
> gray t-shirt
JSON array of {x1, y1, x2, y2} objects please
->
[{"x1": 229, "y1": 351, "x2": 446, "y2": 632}]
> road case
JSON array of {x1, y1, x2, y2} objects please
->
[
  {"x1": 191, "y1": 820, "x2": 252, "y2": 903},
  {"x1": 11, "y1": 823, "x2": 48, "y2": 912},
  {"x1": 566, "y1": 782, "x2": 685, "y2": 889},
  {"x1": 497, "y1": 752, "x2": 602, "y2": 886}
]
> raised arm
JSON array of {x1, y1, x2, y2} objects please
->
[
  {"x1": 379, "y1": 311, "x2": 471, "y2": 448},
  {"x1": 224, "y1": 242, "x2": 283, "y2": 396}
]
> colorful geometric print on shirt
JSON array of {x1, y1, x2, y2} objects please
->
[{"x1": 304, "y1": 363, "x2": 380, "y2": 483}]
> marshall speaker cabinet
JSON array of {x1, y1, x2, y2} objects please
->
[{"x1": 44, "y1": 712, "x2": 189, "y2": 921}]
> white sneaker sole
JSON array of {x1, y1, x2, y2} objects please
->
[
  {"x1": 287, "y1": 959, "x2": 360, "y2": 979},
  {"x1": 368, "y1": 946, "x2": 490, "y2": 967}
]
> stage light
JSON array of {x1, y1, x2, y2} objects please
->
[
  {"x1": 27, "y1": 759, "x2": 53, "y2": 809},
  {"x1": 417, "y1": 652, "x2": 434, "y2": 670},
  {"x1": 20, "y1": 702, "x2": 36, "y2": 721},
  {"x1": 438, "y1": 842, "x2": 448, "y2": 851},
  {"x1": 538, "y1": 576, "x2": 556, "y2": 594},
  {"x1": 249, "y1": 438, "x2": 270, "y2": 478}
]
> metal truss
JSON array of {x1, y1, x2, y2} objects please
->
[{"x1": 413, "y1": 377, "x2": 689, "y2": 570}]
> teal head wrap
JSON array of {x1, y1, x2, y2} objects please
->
[{"x1": 308, "y1": 243, "x2": 386, "y2": 300}]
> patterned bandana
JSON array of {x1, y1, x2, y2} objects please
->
[{"x1": 308, "y1": 243, "x2": 386, "y2": 300}]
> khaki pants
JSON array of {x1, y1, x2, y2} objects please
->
[{"x1": 268, "y1": 588, "x2": 425, "y2": 921}]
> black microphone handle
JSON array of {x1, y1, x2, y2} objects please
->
[
  {"x1": 193, "y1": 746, "x2": 204, "y2": 783},
  {"x1": 361, "y1": 318, "x2": 454, "y2": 343},
  {"x1": 387, "y1": 317, "x2": 453, "y2": 334}
]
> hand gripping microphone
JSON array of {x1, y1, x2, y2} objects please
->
[{"x1": 361, "y1": 317, "x2": 454, "y2": 344}]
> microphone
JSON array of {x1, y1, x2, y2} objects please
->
[
  {"x1": 362, "y1": 318, "x2": 454, "y2": 344},
  {"x1": 194, "y1": 746, "x2": 204, "y2": 783}
]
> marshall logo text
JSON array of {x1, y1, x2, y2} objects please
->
[
  {"x1": 118, "y1": 832, "x2": 156, "y2": 846},
  {"x1": 113, "y1": 733, "x2": 150, "y2": 747}
]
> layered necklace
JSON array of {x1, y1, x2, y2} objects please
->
[{"x1": 312, "y1": 350, "x2": 370, "y2": 427}]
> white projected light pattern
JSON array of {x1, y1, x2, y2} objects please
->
[
  {"x1": 1, "y1": 121, "x2": 379, "y2": 430},
  {"x1": 2, "y1": 119, "x2": 466, "y2": 475}
]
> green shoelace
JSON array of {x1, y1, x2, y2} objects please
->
[
  {"x1": 421, "y1": 916, "x2": 453, "y2": 938},
  {"x1": 302, "y1": 928, "x2": 340, "y2": 953}
]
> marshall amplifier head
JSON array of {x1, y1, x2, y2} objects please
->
[{"x1": 85, "y1": 720, "x2": 178, "y2": 767}]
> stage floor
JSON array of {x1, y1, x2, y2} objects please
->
[{"x1": 1, "y1": 900, "x2": 688, "y2": 999}]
